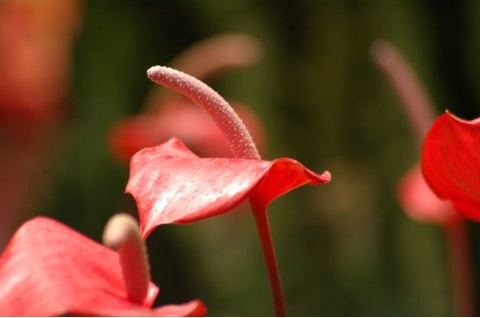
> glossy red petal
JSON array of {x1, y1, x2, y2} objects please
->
[
  {"x1": 422, "y1": 112, "x2": 480, "y2": 221},
  {"x1": 126, "y1": 138, "x2": 331, "y2": 237},
  {"x1": 398, "y1": 165, "x2": 458, "y2": 225},
  {"x1": 0, "y1": 217, "x2": 204, "y2": 316},
  {"x1": 252, "y1": 157, "x2": 331, "y2": 210}
]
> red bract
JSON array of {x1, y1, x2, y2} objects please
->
[
  {"x1": 422, "y1": 112, "x2": 480, "y2": 221},
  {"x1": 0, "y1": 216, "x2": 205, "y2": 316},
  {"x1": 127, "y1": 137, "x2": 330, "y2": 237}
]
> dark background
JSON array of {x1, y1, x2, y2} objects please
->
[{"x1": 12, "y1": 0, "x2": 480, "y2": 316}]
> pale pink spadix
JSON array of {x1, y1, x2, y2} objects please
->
[
  {"x1": 147, "y1": 66, "x2": 260, "y2": 160},
  {"x1": 102, "y1": 213, "x2": 151, "y2": 305}
]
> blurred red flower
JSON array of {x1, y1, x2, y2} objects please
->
[
  {"x1": 0, "y1": 0, "x2": 81, "y2": 247},
  {"x1": 371, "y1": 40, "x2": 459, "y2": 226},
  {"x1": 110, "y1": 99, "x2": 265, "y2": 163},
  {"x1": 372, "y1": 40, "x2": 474, "y2": 316},
  {"x1": 0, "y1": 0, "x2": 80, "y2": 120},
  {"x1": 0, "y1": 216, "x2": 205, "y2": 316}
]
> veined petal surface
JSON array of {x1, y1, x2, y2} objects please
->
[{"x1": 127, "y1": 138, "x2": 331, "y2": 237}]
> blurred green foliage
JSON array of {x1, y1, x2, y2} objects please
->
[{"x1": 36, "y1": 0, "x2": 480, "y2": 315}]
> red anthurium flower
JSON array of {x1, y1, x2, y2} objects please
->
[
  {"x1": 127, "y1": 66, "x2": 331, "y2": 316},
  {"x1": 420, "y1": 112, "x2": 478, "y2": 316},
  {"x1": 372, "y1": 40, "x2": 474, "y2": 316},
  {"x1": 109, "y1": 33, "x2": 265, "y2": 163},
  {"x1": 0, "y1": 0, "x2": 81, "y2": 248},
  {"x1": 371, "y1": 40, "x2": 459, "y2": 226},
  {"x1": 422, "y1": 111, "x2": 480, "y2": 221},
  {"x1": 0, "y1": 215, "x2": 206, "y2": 316}
]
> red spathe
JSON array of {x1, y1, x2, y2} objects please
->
[
  {"x1": 422, "y1": 112, "x2": 480, "y2": 221},
  {"x1": 126, "y1": 138, "x2": 331, "y2": 237}
]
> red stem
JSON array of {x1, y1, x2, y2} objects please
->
[
  {"x1": 444, "y1": 218, "x2": 475, "y2": 316},
  {"x1": 250, "y1": 197, "x2": 286, "y2": 316}
]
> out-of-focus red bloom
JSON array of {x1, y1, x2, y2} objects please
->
[
  {"x1": 0, "y1": 0, "x2": 81, "y2": 248},
  {"x1": 109, "y1": 33, "x2": 265, "y2": 163},
  {"x1": 373, "y1": 40, "x2": 474, "y2": 316},
  {"x1": 110, "y1": 99, "x2": 265, "y2": 163},
  {"x1": 371, "y1": 40, "x2": 459, "y2": 226},
  {"x1": 422, "y1": 112, "x2": 480, "y2": 221},
  {"x1": 0, "y1": 216, "x2": 205, "y2": 316},
  {"x1": 0, "y1": 0, "x2": 80, "y2": 120},
  {"x1": 127, "y1": 137, "x2": 330, "y2": 237}
]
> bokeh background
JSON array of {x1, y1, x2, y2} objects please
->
[{"x1": 3, "y1": 0, "x2": 480, "y2": 316}]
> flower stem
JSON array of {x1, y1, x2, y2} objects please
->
[
  {"x1": 147, "y1": 66, "x2": 260, "y2": 159},
  {"x1": 102, "y1": 213, "x2": 151, "y2": 304},
  {"x1": 444, "y1": 218, "x2": 475, "y2": 316},
  {"x1": 250, "y1": 196, "x2": 286, "y2": 317}
]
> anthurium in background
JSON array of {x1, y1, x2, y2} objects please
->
[
  {"x1": 372, "y1": 40, "x2": 474, "y2": 316},
  {"x1": 0, "y1": 214, "x2": 205, "y2": 316},
  {"x1": 0, "y1": 0, "x2": 81, "y2": 247},
  {"x1": 127, "y1": 66, "x2": 331, "y2": 316},
  {"x1": 371, "y1": 40, "x2": 460, "y2": 226},
  {"x1": 0, "y1": 0, "x2": 80, "y2": 119},
  {"x1": 109, "y1": 33, "x2": 265, "y2": 163}
]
